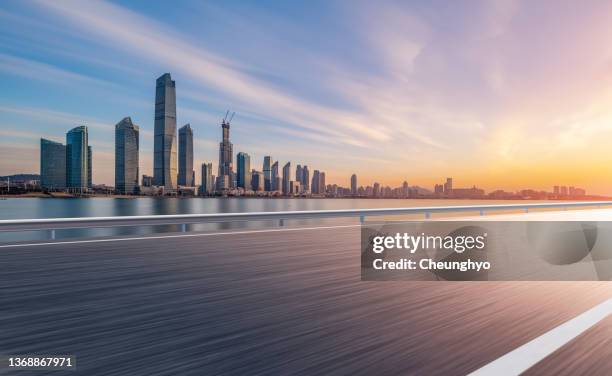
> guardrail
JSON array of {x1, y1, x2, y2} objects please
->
[{"x1": 1, "y1": 201, "x2": 612, "y2": 240}]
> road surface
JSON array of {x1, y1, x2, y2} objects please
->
[{"x1": 1, "y1": 222, "x2": 611, "y2": 375}]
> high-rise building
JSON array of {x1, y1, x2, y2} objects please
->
[
  {"x1": 200, "y1": 162, "x2": 213, "y2": 195},
  {"x1": 251, "y1": 170, "x2": 264, "y2": 191},
  {"x1": 443, "y1": 177, "x2": 453, "y2": 194},
  {"x1": 351, "y1": 174, "x2": 357, "y2": 196},
  {"x1": 115, "y1": 117, "x2": 140, "y2": 194},
  {"x1": 87, "y1": 146, "x2": 92, "y2": 188},
  {"x1": 263, "y1": 156, "x2": 272, "y2": 191},
  {"x1": 302, "y1": 165, "x2": 310, "y2": 191},
  {"x1": 66, "y1": 125, "x2": 90, "y2": 191},
  {"x1": 282, "y1": 162, "x2": 291, "y2": 195},
  {"x1": 402, "y1": 181, "x2": 409, "y2": 198},
  {"x1": 271, "y1": 161, "x2": 280, "y2": 191},
  {"x1": 312, "y1": 170, "x2": 320, "y2": 194},
  {"x1": 153, "y1": 73, "x2": 177, "y2": 189},
  {"x1": 237, "y1": 152, "x2": 251, "y2": 189},
  {"x1": 40, "y1": 138, "x2": 66, "y2": 190},
  {"x1": 319, "y1": 171, "x2": 326, "y2": 195},
  {"x1": 296, "y1": 165, "x2": 303, "y2": 187},
  {"x1": 217, "y1": 115, "x2": 234, "y2": 190},
  {"x1": 373, "y1": 182, "x2": 380, "y2": 197},
  {"x1": 178, "y1": 123, "x2": 194, "y2": 186}
]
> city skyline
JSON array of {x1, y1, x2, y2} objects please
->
[{"x1": 4, "y1": 1, "x2": 612, "y2": 193}]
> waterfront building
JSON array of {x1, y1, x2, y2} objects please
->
[
  {"x1": 40, "y1": 138, "x2": 66, "y2": 190},
  {"x1": 373, "y1": 182, "x2": 380, "y2": 197},
  {"x1": 302, "y1": 165, "x2": 310, "y2": 191},
  {"x1": 351, "y1": 174, "x2": 357, "y2": 196},
  {"x1": 282, "y1": 162, "x2": 291, "y2": 195},
  {"x1": 443, "y1": 177, "x2": 453, "y2": 194},
  {"x1": 271, "y1": 161, "x2": 280, "y2": 191},
  {"x1": 153, "y1": 73, "x2": 177, "y2": 189},
  {"x1": 217, "y1": 115, "x2": 234, "y2": 190},
  {"x1": 142, "y1": 175, "x2": 153, "y2": 187},
  {"x1": 311, "y1": 170, "x2": 320, "y2": 194},
  {"x1": 319, "y1": 172, "x2": 326, "y2": 195},
  {"x1": 200, "y1": 163, "x2": 214, "y2": 195},
  {"x1": 178, "y1": 124, "x2": 194, "y2": 186},
  {"x1": 296, "y1": 165, "x2": 303, "y2": 187},
  {"x1": 251, "y1": 170, "x2": 264, "y2": 191},
  {"x1": 237, "y1": 152, "x2": 251, "y2": 189},
  {"x1": 115, "y1": 117, "x2": 140, "y2": 194},
  {"x1": 263, "y1": 156, "x2": 272, "y2": 191},
  {"x1": 66, "y1": 125, "x2": 90, "y2": 191}
]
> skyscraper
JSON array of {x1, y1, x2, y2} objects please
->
[
  {"x1": 201, "y1": 162, "x2": 213, "y2": 195},
  {"x1": 40, "y1": 138, "x2": 66, "y2": 190},
  {"x1": 444, "y1": 177, "x2": 453, "y2": 194},
  {"x1": 153, "y1": 73, "x2": 177, "y2": 189},
  {"x1": 178, "y1": 123, "x2": 194, "y2": 186},
  {"x1": 282, "y1": 162, "x2": 291, "y2": 195},
  {"x1": 66, "y1": 125, "x2": 90, "y2": 191},
  {"x1": 319, "y1": 171, "x2": 326, "y2": 195},
  {"x1": 271, "y1": 161, "x2": 280, "y2": 191},
  {"x1": 312, "y1": 170, "x2": 320, "y2": 194},
  {"x1": 302, "y1": 165, "x2": 310, "y2": 192},
  {"x1": 251, "y1": 170, "x2": 264, "y2": 191},
  {"x1": 115, "y1": 117, "x2": 140, "y2": 194},
  {"x1": 402, "y1": 181, "x2": 409, "y2": 198},
  {"x1": 87, "y1": 146, "x2": 92, "y2": 188},
  {"x1": 296, "y1": 165, "x2": 303, "y2": 187},
  {"x1": 351, "y1": 174, "x2": 357, "y2": 196},
  {"x1": 217, "y1": 114, "x2": 233, "y2": 190},
  {"x1": 237, "y1": 152, "x2": 251, "y2": 189},
  {"x1": 263, "y1": 156, "x2": 272, "y2": 191}
]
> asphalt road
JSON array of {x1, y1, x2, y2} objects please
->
[{"x1": 1, "y1": 225, "x2": 611, "y2": 375}]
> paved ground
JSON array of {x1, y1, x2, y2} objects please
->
[{"x1": 1, "y1": 217, "x2": 611, "y2": 375}]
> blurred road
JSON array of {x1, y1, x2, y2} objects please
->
[{"x1": 1, "y1": 224, "x2": 611, "y2": 375}]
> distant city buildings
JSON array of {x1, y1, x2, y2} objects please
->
[
  {"x1": 200, "y1": 163, "x2": 214, "y2": 195},
  {"x1": 282, "y1": 162, "x2": 291, "y2": 195},
  {"x1": 29, "y1": 72, "x2": 597, "y2": 199},
  {"x1": 115, "y1": 117, "x2": 139, "y2": 195},
  {"x1": 237, "y1": 152, "x2": 251, "y2": 189},
  {"x1": 217, "y1": 112, "x2": 234, "y2": 191},
  {"x1": 66, "y1": 125, "x2": 91, "y2": 191},
  {"x1": 40, "y1": 138, "x2": 66, "y2": 190},
  {"x1": 263, "y1": 156, "x2": 272, "y2": 191},
  {"x1": 178, "y1": 124, "x2": 194, "y2": 187}
]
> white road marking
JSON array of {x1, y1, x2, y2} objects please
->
[
  {"x1": 468, "y1": 297, "x2": 612, "y2": 376},
  {"x1": 0, "y1": 224, "x2": 363, "y2": 248}
]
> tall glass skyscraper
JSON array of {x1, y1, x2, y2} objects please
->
[
  {"x1": 237, "y1": 152, "x2": 251, "y2": 189},
  {"x1": 40, "y1": 138, "x2": 66, "y2": 190},
  {"x1": 282, "y1": 162, "x2": 291, "y2": 195},
  {"x1": 178, "y1": 123, "x2": 194, "y2": 186},
  {"x1": 218, "y1": 116, "x2": 233, "y2": 190},
  {"x1": 153, "y1": 73, "x2": 177, "y2": 189},
  {"x1": 302, "y1": 165, "x2": 310, "y2": 191},
  {"x1": 263, "y1": 156, "x2": 272, "y2": 191},
  {"x1": 66, "y1": 125, "x2": 90, "y2": 190},
  {"x1": 351, "y1": 174, "x2": 357, "y2": 196},
  {"x1": 115, "y1": 117, "x2": 140, "y2": 194},
  {"x1": 271, "y1": 161, "x2": 280, "y2": 191}
]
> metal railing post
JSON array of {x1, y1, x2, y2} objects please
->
[
  {"x1": 279, "y1": 219, "x2": 284, "y2": 227},
  {"x1": 49, "y1": 229, "x2": 55, "y2": 240},
  {"x1": 360, "y1": 215, "x2": 365, "y2": 224},
  {"x1": 181, "y1": 224, "x2": 187, "y2": 232}
]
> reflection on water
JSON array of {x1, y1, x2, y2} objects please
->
[{"x1": 0, "y1": 197, "x2": 549, "y2": 242}]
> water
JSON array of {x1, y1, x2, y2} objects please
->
[{"x1": 0, "y1": 197, "x2": 549, "y2": 242}]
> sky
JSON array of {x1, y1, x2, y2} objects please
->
[{"x1": 2, "y1": 0, "x2": 612, "y2": 194}]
